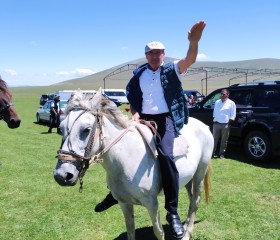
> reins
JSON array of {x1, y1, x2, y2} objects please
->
[
  {"x1": 56, "y1": 109, "x2": 133, "y2": 192},
  {"x1": 57, "y1": 108, "x2": 160, "y2": 192}
]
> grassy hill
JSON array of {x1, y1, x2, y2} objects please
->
[
  {"x1": 2, "y1": 75, "x2": 280, "y2": 240},
  {"x1": 11, "y1": 58, "x2": 280, "y2": 97}
]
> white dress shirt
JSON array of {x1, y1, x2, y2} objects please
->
[
  {"x1": 140, "y1": 61, "x2": 185, "y2": 114},
  {"x1": 213, "y1": 98, "x2": 236, "y2": 123}
]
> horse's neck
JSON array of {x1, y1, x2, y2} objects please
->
[
  {"x1": 100, "y1": 116, "x2": 129, "y2": 171},
  {"x1": 102, "y1": 116, "x2": 126, "y2": 138},
  {"x1": 101, "y1": 116, "x2": 157, "y2": 168},
  {"x1": 98, "y1": 116, "x2": 163, "y2": 197},
  {"x1": 99, "y1": 116, "x2": 130, "y2": 160}
]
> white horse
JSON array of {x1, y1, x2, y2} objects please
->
[{"x1": 53, "y1": 90, "x2": 214, "y2": 240}]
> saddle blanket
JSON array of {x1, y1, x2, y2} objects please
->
[{"x1": 130, "y1": 121, "x2": 189, "y2": 159}]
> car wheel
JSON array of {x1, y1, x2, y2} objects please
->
[
  {"x1": 36, "y1": 113, "x2": 41, "y2": 123},
  {"x1": 243, "y1": 130, "x2": 271, "y2": 162}
]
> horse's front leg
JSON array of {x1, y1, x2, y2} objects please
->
[
  {"x1": 145, "y1": 197, "x2": 165, "y2": 240},
  {"x1": 119, "y1": 203, "x2": 135, "y2": 240}
]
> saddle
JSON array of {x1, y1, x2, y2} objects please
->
[{"x1": 131, "y1": 120, "x2": 189, "y2": 159}]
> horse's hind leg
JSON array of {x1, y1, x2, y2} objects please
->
[
  {"x1": 119, "y1": 203, "x2": 135, "y2": 240},
  {"x1": 145, "y1": 198, "x2": 165, "y2": 240},
  {"x1": 184, "y1": 179, "x2": 201, "y2": 239}
]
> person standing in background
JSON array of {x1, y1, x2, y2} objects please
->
[
  {"x1": 212, "y1": 89, "x2": 236, "y2": 158},
  {"x1": 48, "y1": 95, "x2": 61, "y2": 134}
]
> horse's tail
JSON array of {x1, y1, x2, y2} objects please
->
[{"x1": 204, "y1": 163, "x2": 212, "y2": 204}]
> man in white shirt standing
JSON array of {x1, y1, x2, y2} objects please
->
[{"x1": 213, "y1": 89, "x2": 236, "y2": 159}]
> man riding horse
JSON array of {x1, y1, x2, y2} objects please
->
[{"x1": 94, "y1": 21, "x2": 206, "y2": 239}]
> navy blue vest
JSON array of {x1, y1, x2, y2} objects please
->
[{"x1": 126, "y1": 62, "x2": 188, "y2": 136}]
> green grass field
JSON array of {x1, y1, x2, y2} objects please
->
[{"x1": 0, "y1": 86, "x2": 279, "y2": 240}]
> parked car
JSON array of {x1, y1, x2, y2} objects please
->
[
  {"x1": 53, "y1": 90, "x2": 122, "y2": 107},
  {"x1": 36, "y1": 100, "x2": 68, "y2": 124},
  {"x1": 102, "y1": 94, "x2": 122, "y2": 107},
  {"x1": 103, "y1": 89, "x2": 128, "y2": 104},
  {"x1": 39, "y1": 93, "x2": 54, "y2": 105},
  {"x1": 184, "y1": 90, "x2": 205, "y2": 107},
  {"x1": 59, "y1": 100, "x2": 68, "y2": 122},
  {"x1": 189, "y1": 80, "x2": 280, "y2": 162}
]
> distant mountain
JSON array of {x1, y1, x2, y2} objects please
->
[
  {"x1": 192, "y1": 58, "x2": 280, "y2": 69},
  {"x1": 52, "y1": 58, "x2": 280, "y2": 94}
]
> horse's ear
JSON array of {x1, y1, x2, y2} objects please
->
[{"x1": 91, "y1": 88, "x2": 102, "y2": 107}]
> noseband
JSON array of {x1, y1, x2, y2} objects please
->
[
  {"x1": 57, "y1": 109, "x2": 134, "y2": 192},
  {"x1": 57, "y1": 110, "x2": 103, "y2": 185}
]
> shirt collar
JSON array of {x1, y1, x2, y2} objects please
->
[{"x1": 147, "y1": 61, "x2": 164, "y2": 71}]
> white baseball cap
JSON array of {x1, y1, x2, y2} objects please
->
[{"x1": 145, "y1": 41, "x2": 165, "y2": 53}]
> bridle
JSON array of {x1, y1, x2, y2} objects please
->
[
  {"x1": 0, "y1": 102, "x2": 14, "y2": 120},
  {"x1": 56, "y1": 108, "x2": 158, "y2": 192},
  {"x1": 0, "y1": 88, "x2": 14, "y2": 120},
  {"x1": 57, "y1": 109, "x2": 103, "y2": 190},
  {"x1": 56, "y1": 108, "x2": 132, "y2": 192}
]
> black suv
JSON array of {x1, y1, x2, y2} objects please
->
[
  {"x1": 40, "y1": 94, "x2": 54, "y2": 105},
  {"x1": 189, "y1": 81, "x2": 280, "y2": 162}
]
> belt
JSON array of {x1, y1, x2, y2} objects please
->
[
  {"x1": 214, "y1": 121, "x2": 227, "y2": 124},
  {"x1": 141, "y1": 112, "x2": 170, "y2": 119}
]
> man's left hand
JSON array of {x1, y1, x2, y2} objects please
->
[{"x1": 188, "y1": 21, "x2": 206, "y2": 43}]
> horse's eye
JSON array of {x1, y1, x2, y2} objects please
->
[{"x1": 83, "y1": 127, "x2": 91, "y2": 134}]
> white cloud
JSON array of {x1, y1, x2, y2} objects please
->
[
  {"x1": 73, "y1": 68, "x2": 95, "y2": 75},
  {"x1": 197, "y1": 53, "x2": 208, "y2": 60},
  {"x1": 57, "y1": 71, "x2": 70, "y2": 76},
  {"x1": 121, "y1": 46, "x2": 128, "y2": 51},
  {"x1": 4, "y1": 69, "x2": 18, "y2": 76},
  {"x1": 56, "y1": 68, "x2": 95, "y2": 77}
]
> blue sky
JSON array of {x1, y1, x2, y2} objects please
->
[{"x1": 1, "y1": 0, "x2": 279, "y2": 86}]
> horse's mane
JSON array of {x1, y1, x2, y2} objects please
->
[
  {"x1": 66, "y1": 91, "x2": 130, "y2": 129},
  {"x1": 0, "y1": 77, "x2": 12, "y2": 96}
]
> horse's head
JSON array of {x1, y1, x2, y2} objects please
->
[
  {"x1": 54, "y1": 109, "x2": 102, "y2": 186},
  {"x1": 0, "y1": 79, "x2": 21, "y2": 128},
  {"x1": 53, "y1": 89, "x2": 109, "y2": 187}
]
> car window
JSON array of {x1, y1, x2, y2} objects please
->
[
  {"x1": 58, "y1": 92, "x2": 73, "y2": 100},
  {"x1": 60, "y1": 101, "x2": 68, "y2": 108},
  {"x1": 203, "y1": 92, "x2": 220, "y2": 109},
  {"x1": 229, "y1": 90, "x2": 253, "y2": 108},
  {"x1": 254, "y1": 89, "x2": 280, "y2": 107},
  {"x1": 105, "y1": 91, "x2": 126, "y2": 96},
  {"x1": 43, "y1": 102, "x2": 50, "y2": 109}
]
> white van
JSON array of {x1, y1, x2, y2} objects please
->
[{"x1": 103, "y1": 89, "x2": 128, "y2": 104}]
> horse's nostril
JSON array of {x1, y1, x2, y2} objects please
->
[
  {"x1": 10, "y1": 119, "x2": 21, "y2": 128},
  {"x1": 66, "y1": 172, "x2": 74, "y2": 181}
]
